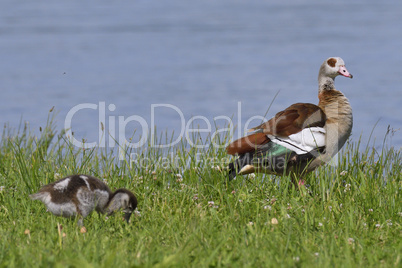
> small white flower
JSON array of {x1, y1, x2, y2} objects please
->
[
  {"x1": 248, "y1": 173, "x2": 255, "y2": 179},
  {"x1": 329, "y1": 206, "x2": 332, "y2": 212},
  {"x1": 193, "y1": 194, "x2": 198, "y2": 200},
  {"x1": 264, "y1": 205, "x2": 272, "y2": 210},
  {"x1": 208, "y1": 201, "x2": 215, "y2": 207},
  {"x1": 398, "y1": 212, "x2": 402, "y2": 217},
  {"x1": 301, "y1": 209, "x2": 305, "y2": 213},
  {"x1": 176, "y1": 174, "x2": 182, "y2": 179},
  {"x1": 135, "y1": 211, "x2": 141, "y2": 217},
  {"x1": 293, "y1": 256, "x2": 300, "y2": 262},
  {"x1": 375, "y1": 223, "x2": 381, "y2": 228},
  {"x1": 340, "y1": 170, "x2": 348, "y2": 176},
  {"x1": 0, "y1": 186, "x2": 5, "y2": 192},
  {"x1": 286, "y1": 214, "x2": 291, "y2": 218},
  {"x1": 340, "y1": 204, "x2": 343, "y2": 209},
  {"x1": 318, "y1": 222, "x2": 323, "y2": 227},
  {"x1": 368, "y1": 209, "x2": 373, "y2": 212},
  {"x1": 213, "y1": 205, "x2": 219, "y2": 209},
  {"x1": 314, "y1": 252, "x2": 319, "y2": 257},
  {"x1": 344, "y1": 183, "x2": 351, "y2": 192},
  {"x1": 348, "y1": 238, "x2": 355, "y2": 244},
  {"x1": 247, "y1": 222, "x2": 254, "y2": 226},
  {"x1": 238, "y1": 200, "x2": 243, "y2": 203}
]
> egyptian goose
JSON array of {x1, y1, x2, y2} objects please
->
[
  {"x1": 30, "y1": 175, "x2": 137, "y2": 226},
  {"x1": 227, "y1": 57, "x2": 353, "y2": 183}
]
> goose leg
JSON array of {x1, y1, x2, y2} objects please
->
[
  {"x1": 291, "y1": 173, "x2": 302, "y2": 189},
  {"x1": 290, "y1": 174, "x2": 308, "y2": 195}
]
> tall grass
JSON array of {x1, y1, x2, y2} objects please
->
[{"x1": 0, "y1": 113, "x2": 400, "y2": 267}]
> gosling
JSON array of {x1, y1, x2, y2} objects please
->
[{"x1": 30, "y1": 174, "x2": 137, "y2": 226}]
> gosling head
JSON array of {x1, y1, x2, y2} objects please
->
[{"x1": 107, "y1": 189, "x2": 138, "y2": 223}]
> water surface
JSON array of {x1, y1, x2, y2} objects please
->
[{"x1": 1, "y1": 0, "x2": 401, "y2": 150}]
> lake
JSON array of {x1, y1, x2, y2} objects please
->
[{"x1": 1, "y1": 0, "x2": 401, "y2": 152}]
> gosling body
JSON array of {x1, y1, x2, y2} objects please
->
[{"x1": 30, "y1": 174, "x2": 137, "y2": 225}]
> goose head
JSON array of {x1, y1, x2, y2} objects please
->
[
  {"x1": 107, "y1": 189, "x2": 138, "y2": 223},
  {"x1": 318, "y1": 57, "x2": 353, "y2": 91},
  {"x1": 320, "y1": 57, "x2": 353, "y2": 79}
]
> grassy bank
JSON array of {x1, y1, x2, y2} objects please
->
[{"x1": 0, "y1": 116, "x2": 401, "y2": 267}]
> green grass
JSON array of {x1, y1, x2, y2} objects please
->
[{"x1": 0, "y1": 114, "x2": 401, "y2": 267}]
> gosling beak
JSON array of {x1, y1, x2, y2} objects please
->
[{"x1": 124, "y1": 212, "x2": 132, "y2": 223}]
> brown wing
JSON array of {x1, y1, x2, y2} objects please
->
[
  {"x1": 251, "y1": 103, "x2": 326, "y2": 136},
  {"x1": 226, "y1": 103, "x2": 326, "y2": 155},
  {"x1": 226, "y1": 132, "x2": 270, "y2": 155}
]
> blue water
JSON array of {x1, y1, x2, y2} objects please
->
[{"x1": 1, "y1": 0, "x2": 401, "y2": 150}]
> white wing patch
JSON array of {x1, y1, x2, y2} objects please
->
[
  {"x1": 80, "y1": 175, "x2": 91, "y2": 190},
  {"x1": 53, "y1": 178, "x2": 71, "y2": 192},
  {"x1": 269, "y1": 127, "x2": 326, "y2": 155}
]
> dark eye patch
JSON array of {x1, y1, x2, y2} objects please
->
[{"x1": 327, "y1": 58, "x2": 337, "y2": 67}]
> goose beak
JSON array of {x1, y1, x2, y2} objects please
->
[
  {"x1": 338, "y1": 66, "x2": 353, "y2": 79},
  {"x1": 124, "y1": 212, "x2": 132, "y2": 223}
]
